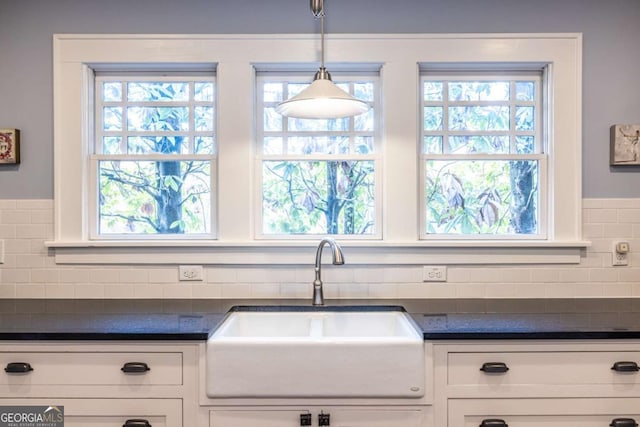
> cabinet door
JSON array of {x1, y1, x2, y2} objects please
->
[
  {"x1": 449, "y1": 398, "x2": 640, "y2": 427},
  {"x1": 0, "y1": 398, "x2": 181, "y2": 427},
  {"x1": 211, "y1": 408, "x2": 425, "y2": 427}
]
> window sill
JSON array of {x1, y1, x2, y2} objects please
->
[{"x1": 45, "y1": 240, "x2": 590, "y2": 265}]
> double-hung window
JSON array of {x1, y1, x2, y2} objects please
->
[
  {"x1": 256, "y1": 73, "x2": 381, "y2": 238},
  {"x1": 420, "y1": 72, "x2": 546, "y2": 239},
  {"x1": 93, "y1": 74, "x2": 216, "y2": 239}
]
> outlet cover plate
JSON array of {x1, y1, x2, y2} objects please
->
[
  {"x1": 423, "y1": 266, "x2": 447, "y2": 282},
  {"x1": 179, "y1": 265, "x2": 204, "y2": 281}
]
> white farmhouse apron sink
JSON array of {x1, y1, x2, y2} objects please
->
[{"x1": 206, "y1": 308, "x2": 425, "y2": 398}]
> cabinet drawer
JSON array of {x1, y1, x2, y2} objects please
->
[
  {"x1": 0, "y1": 398, "x2": 181, "y2": 427},
  {"x1": 1, "y1": 352, "x2": 182, "y2": 386},
  {"x1": 448, "y1": 351, "x2": 640, "y2": 386},
  {"x1": 449, "y1": 397, "x2": 640, "y2": 427},
  {"x1": 211, "y1": 408, "x2": 425, "y2": 427}
]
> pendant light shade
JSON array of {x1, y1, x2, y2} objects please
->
[
  {"x1": 275, "y1": 69, "x2": 370, "y2": 119},
  {"x1": 275, "y1": 0, "x2": 370, "y2": 119}
]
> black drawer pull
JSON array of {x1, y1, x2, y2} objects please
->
[
  {"x1": 480, "y1": 419, "x2": 508, "y2": 427},
  {"x1": 611, "y1": 361, "x2": 639, "y2": 372},
  {"x1": 610, "y1": 418, "x2": 639, "y2": 427},
  {"x1": 121, "y1": 362, "x2": 150, "y2": 373},
  {"x1": 123, "y1": 419, "x2": 152, "y2": 427},
  {"x1": 4, "y1": 362, "x2": 33, "y2": 373},
  {"x1": 300, "y1": 414, "x2": 312, "y2": 426},
  {"x1": 480, "y1": 362, "x2": 509, "y2": 373},
  {"x1": 318, "y1": 412, "x2": 330, "y2": 427}
]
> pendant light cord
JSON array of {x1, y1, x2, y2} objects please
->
[{"x1": 320, "y1": 12, "x2": 325, "y2": 70}]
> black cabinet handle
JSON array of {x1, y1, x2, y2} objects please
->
[
  {"x1": 4, "y1": 362, "x2": 33, "y2": 373},
  {"x1": 318, "y1": 412, "x2": 330, "y2": 427},
  {"x1": 480, "y1": 362, "x2": 510, "y2": 373},
  {"x1": 123, "y1": 420, "x2": 152, "y2": 427},
  {"x1": 121, "y1": 362, "x2": 150, "y2": 373},
  {"x1": 611, "y1": 361, "x2": 639, "y2": 372},
  {"x1": 480, "y1": 419, "x2": 508, "y2": 427},
  {"x1": 610, "y1": 418, "x2": 639, "y2": 427},
  {"x1": 300, "y1": 414, "x2": 312, "y2": 426}
]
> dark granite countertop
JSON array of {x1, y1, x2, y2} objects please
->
[{"x1": 2, "y1": 299, "x2": 640, "y2": 341}]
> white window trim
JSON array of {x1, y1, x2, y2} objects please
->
[{"x1": 48, "y1": 33, "x2": 588, "y2": 265}]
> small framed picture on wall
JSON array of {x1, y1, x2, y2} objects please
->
[
  {"x1": 0, "y1": 128, "x2": 20, "y2": 164},
  {"x1": 611, "y1": 124, "x2": 640, "y2": 166}
]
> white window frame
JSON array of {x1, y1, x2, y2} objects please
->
[
  {"x1": 49, "y1": 34, "x2": 588, "y2": 265},
  {"x1": 92, "y1": 73, "x2": 217, "y2": 240},
  {"x1": 419, "y1": 71, "x2": 547, "y2": 240},
  {"x1": 255, "y1": 72, "x2": 382, "y2": 240}
]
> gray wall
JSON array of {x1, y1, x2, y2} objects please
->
[{"x1": 1, "y1": 0, "x2": 639, "y2": 199}]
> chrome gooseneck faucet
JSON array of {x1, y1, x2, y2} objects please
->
[{"x1": 312, "y1": 238, "x2": 345, "y2": 306}]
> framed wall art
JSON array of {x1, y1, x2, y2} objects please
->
[
  {"x1": 610, "y1": 124, "x2": 640, "y2": 166},
  {"x1": 0, "y1": 128, "x2": 20, "y2": 164}
]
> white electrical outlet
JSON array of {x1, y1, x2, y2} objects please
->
[
  {"x1": 423, "y1": 266, "x2": 447, "y2": 282},
  {"x1": 179, "y1": 265, "x2": 204, "y2": 281},
  {"x1": 612, "y1": 241, "x2": 630, "y2": 266}
]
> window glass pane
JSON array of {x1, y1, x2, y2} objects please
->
[
  {"x1": 515, "y1": 136, "x2": 535, "y2": 154},
  {"x1": 102, "y1": 137, "x2": 122, "y2": 155},
  {"x1": 102, "y1": 82, "x2": 122, "y2": 102},
  {"x1": 263, "y1": 137, "x2": 283, "y2": 155},
  {"x1": 194, "y1": 82, "x2": 214, "y2": 102},
  {"x1": 262, "y1": 160, "x2": 375, "y2": 235},
  {"x1": 127, "y1": 107, "x2": 189, "y2": 131},
  {"x1": 425, "y1": 159, "x2": 538, "y2": 235},
  {"x1": 354, "y1": 108, "x2": 374, "y2": 132},
  {"x1": 127, "y1": 136, "x2": 188, "y2": 154},
  {"x1": 424, "y1": 136, "x2": 443, "y2": 154},
  {"x1": 448, "y1": 81, "x2": 509, "y2": 101},
  {"x1": 103, "y1": 107, "x2": 122, "y2": 131},
  {"x1": 355, "y1": 136, "x2": 374, "y2": 154},
  {"x1": 448, "y1": 106, "x2": 509, "y2": 131},
  {"x1": 127, "y1": 82, "x2": 189, "y2": 102},
  {"x1": 263, "y1": 83, "x2": 283, "y2": 102},
  {"x1": 448, "y1": 136, "x2": 509, "y2": 154},
  {"x1": 195, "y1": 136, "x2": 216, "y2": 155},
  {"x1": 515, "y1": 81, "x2": 535, "y2": 101},
  {"x1": 424, "y1": 106, "x2": 443, "y2": 131},
  {"x1": 515, "y1": 106, "x2": 535, "y2": 131},
  {"x1": 264, "y1": 107, "x2": 282, "y2": 132},
  {"x1": 288, "y1": 117, "x2": 349, "y2": 132},
  {"x1": 195, "y1": 106, "x2": 214, "y2": 131},
  {"x1": 99, "y1": 160, "x2": 211, "y2": 235},
  {"x1": 287, "y1": 136, "x2": 349, "y2": 155},
  {"x1": 353, "y1": 82, "x2": 375, "y2": 102},
  {"x1": 423, "y1": 82, "x2": 443, "y2": 101}
]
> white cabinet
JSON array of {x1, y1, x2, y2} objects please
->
[
  {"x1": 0, "y1": 398, "x2": 181, "y2": 427},
  {"x1": 210, "y1": 407, "x2": 427, "y2": 427},
  {"x1": 434, "y1": 341, "x2": 640, "y2": 427},
  {"x1": 1, "y1": 342, "x2": 200, "y2": 427},
  {"x1": 448, "y1": 398, "x2": 640, "y2": 427}
]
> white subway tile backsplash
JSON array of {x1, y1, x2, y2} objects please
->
[
  {"x1": 584, "y1": 208, "x2": 617, "y2": 223},
  {"x1": 118, "y1": 269, "x2": 149, "y2": 283},
  {"x1": 0, "y1": 197, "x2": 639, "y2": 300},
  {"x1": 15, "y1": 224, "x2": 46, "y2": 239}
]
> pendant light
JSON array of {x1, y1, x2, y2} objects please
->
[{"x1": 275, "y1": 0, "x2": 370, "y2": 119}]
